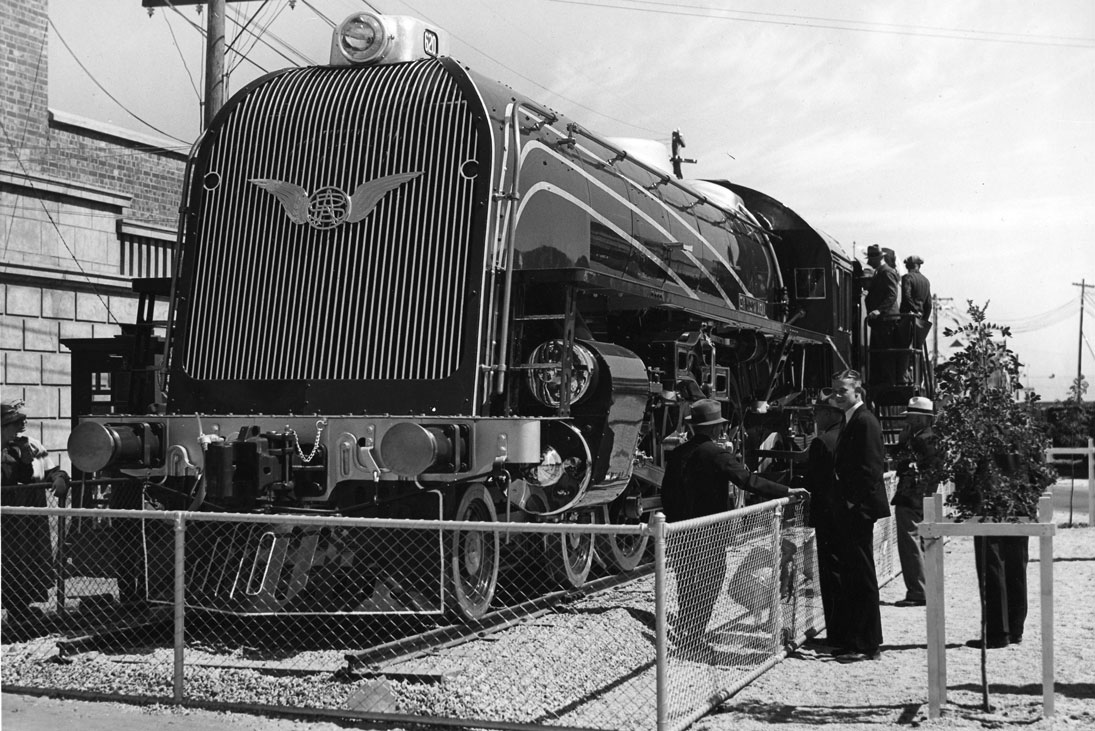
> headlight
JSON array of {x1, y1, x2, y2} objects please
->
[
  {"x1": 525, "y1": 340, "x2": 599, "y2": 408},
  {"x1": 335, "y1": 13, "x2": 391, "y2": 65},
  {"x1": 526, "y1": 446, "x2": 564, "y2": 487}
]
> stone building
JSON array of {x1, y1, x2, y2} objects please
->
[{"x1": 2, "y1": 0, "x2": 186, "y2": 470}]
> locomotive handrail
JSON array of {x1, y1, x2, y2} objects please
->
[
  {"x1": 493, "y1": 99, "x2": 562, "y2": 395},
  {"x1": 562, "y1": 121, "x2": 772, "y2": 239}
]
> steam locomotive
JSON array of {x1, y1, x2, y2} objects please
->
[{"x1": 63, "y1": 12, "x2": 926, "y2": 619}]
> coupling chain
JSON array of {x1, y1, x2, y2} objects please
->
[{"x1": 288, "y1": 418, "x2": 327, "y2": 464}]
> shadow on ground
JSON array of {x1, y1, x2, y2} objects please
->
[{"x1": 714, "y1": 699, "x2": 924, "y2": 725}]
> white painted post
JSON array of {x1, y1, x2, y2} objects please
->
[
  {"x1": 922, "y1": 493, "x2": 947, "y2": 718},
  {"x1": 1038, "y1": 493, "x2": 1055, "y2": 717}
]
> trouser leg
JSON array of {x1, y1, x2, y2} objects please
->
[
  {"x1": 895, "y1": 504, "x2": 926, "y2": 601},
  {"x1": 974, "y1": 536, "x2": 1010, "y2": 642}
]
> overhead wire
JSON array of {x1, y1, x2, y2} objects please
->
[
  {"x1": 161, "y1": 1, "x2": 273, "y2": 75},
  {"x1": 162, "y1": 11, "x2": 202, "y2": 102},
  {"x1": 0, "y1": 118, "x2": 118, "y2": 324},
  {"x1": 392, "y1": 0, "x2": 664, "y2": 135},
  {"x1": 48, "y1": 17, "x2": 191, "y2": 145},
  {"x1": 544, "y1": 0, "x2": 1095, "y2": 49}
]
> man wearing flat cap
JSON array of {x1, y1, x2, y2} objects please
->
[
  {"x1": 661, "y1": 398, "x2": 808, "y2": 655},
  {"x1": 891, "y1": 396, "x2": 939, "y2": 607},
  {"x1": 2, "y1": 398, "x2": 69, "y2": 622},
  {"x1": 864, "y1": 245, "x2": 901, "y2": 384}
]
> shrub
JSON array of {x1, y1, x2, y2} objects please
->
[{"x1": 926, "y1": 302, "x2": 1057, "y2": 521}]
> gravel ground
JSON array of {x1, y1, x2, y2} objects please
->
[{"x1": 3, "y1": 482, "x2": 1092, "y2": 731}]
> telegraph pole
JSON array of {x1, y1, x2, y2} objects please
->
[
  {"x1": 204, "y1": 0, "x2": 226, "y2": 127},
  {"x1": 1074, "y1": 279, "x2": 1093, "y2": 401}
]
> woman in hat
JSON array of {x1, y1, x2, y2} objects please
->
[{"x1": 2, "y1": 399, "x2": 68, "y2": 622}]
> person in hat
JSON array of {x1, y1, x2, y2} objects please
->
[
  {"x1": 801, "y1": 390, "x2": 847, "y2": 649},
  {"x1": 897, "y1": 255, "x2": 933, "y2": 385},
  {"x1": 891, "y1": 396, "x2": 940, "y2": 607},
  {"x1": 1, "y1": 398, "x2": 69, "y2": 623},
  {"x1": 863, "y1": 245, "x2": 901, "y2": 385},
  {"x1": 660, "y1": 398, "x2": 807, "y2": 654},
  {"x1": 828, "y1": 369, "x2": 890, "y2": 662}
]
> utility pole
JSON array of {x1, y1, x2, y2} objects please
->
[
  {"x1": 204, "y1": 0, "x2": 226, "y2": 128},
  {"x1": 1074, "y1": 279, "x2": 1093, "y2": 402}
]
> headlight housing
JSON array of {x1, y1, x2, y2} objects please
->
[
  {"x1": 330, "y1": 13, "x2": 449, "y2": 66},
  {"x1": 525, "y1": 340, "x2": 599, "y2": 409},
  {"x1": 334, "y1": 13, "x2": 390, "y2": 65}
]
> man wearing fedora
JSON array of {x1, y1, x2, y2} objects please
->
[
  {"x1": 864, "y1": 244, "x2": 901, "y2": 385},
  {"x1": 891, "y1": 396, "x2": 940, "y2": 607},
  {"x1": 661, "y1": 398, "x2": 807, "y2": 653}
]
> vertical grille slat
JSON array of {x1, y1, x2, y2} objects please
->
[{"x1": 181, "y1": 61, "x2": 481, "y2": 384}]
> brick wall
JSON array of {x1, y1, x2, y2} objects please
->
[
  {"x1": 0, "y1": 0, "x2": 49, "y2": 172},
  {"x1": 1, "y1": 0, "x2": 185, "y2": 473}
]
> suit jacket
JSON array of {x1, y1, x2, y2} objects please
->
[
  {"x1": 672, "y1": 434, "x2": 790, "y2": 520},
  {"x1": 803, "y1": 427, "x2": 840, "y2": 527},
  {"x1": 865, "y1": 263, "x2": 900, "y2": 315},
  {"x1": 900, "y1": 271, "x2": 932, "y2": 320},
  {"x1": 833, "y1": 405, "x2": 891, "y2": 520}
]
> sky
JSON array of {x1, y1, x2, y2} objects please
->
[{"x1": 44, "y1": 0, "x2": 1095, "y2": 401}]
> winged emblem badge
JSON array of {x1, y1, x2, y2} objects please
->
[{"x1": 250, "y1": 172, "x2": 422, "y2": 230}]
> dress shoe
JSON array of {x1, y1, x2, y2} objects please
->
[
  {"x1": 965, "y1": 637, "x2": 1009, "y2": 649},
  {"x1": 835, "y1": 649, "x2": 882, "y2": 663},
  {"x1": 1011, "y1": 635, "x2": 1023, "y2": 645},
  {"x1": 894, "y1": 598, "x2": 926, "y2": 607}
]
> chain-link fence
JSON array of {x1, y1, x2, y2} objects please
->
[{"x1": 2, "y1": 476, "x2": 899, "y2": 731}]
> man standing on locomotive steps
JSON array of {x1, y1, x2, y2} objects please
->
[
  {"x1": 828, "y1": 370, "x2": 890, "y2": 662},
  {"x1": 660, "y1": 398, "x2": 808, "y2": 656},
  {"x1": 864, "y1": 244, "x2": 901, "y2": 385}
]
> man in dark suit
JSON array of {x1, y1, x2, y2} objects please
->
[
  {"x1": 897, "y1": 255, "x2": 933, "y2": 384},
  {"x1": 802, "y1": 392, "x2": 846, "y2": 649},
  {"x1": 864, "y1": 244, "x2": 901, "y2": 385},
  {"x1": 828, "y1": 370, "x2": 890, "y2": 662}
]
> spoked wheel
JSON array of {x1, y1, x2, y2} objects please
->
[
  {"x1": 598, "y1": 485, "x2": 650, "y2": 574},
  {"x1": 450, "y1": 485, "x2": 499, "y2": 621},
  {"x1": 550, "y1": 511, "x2": 595, "y2": 588}
]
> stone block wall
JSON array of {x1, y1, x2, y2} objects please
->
[{"x1": 2, "y1": 0, "x2": 185, "y2": 474}]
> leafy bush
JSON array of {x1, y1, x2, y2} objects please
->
[{"x1": 926, "y1": 302, "x2": 1057, "y2": 521}]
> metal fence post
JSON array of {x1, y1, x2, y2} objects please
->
[
  {"x1": 173, "y1": 512, "x2": 186, "y2": 704},
  {"x1": 653, "y1": 512, "x2": 668, "y2": 731},
  {"x1": 770, "y1": 505, "x2": 783, "y2": 648}
]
